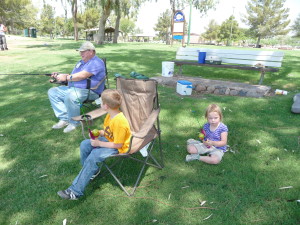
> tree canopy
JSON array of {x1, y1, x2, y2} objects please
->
[
  {"x1": 154, "y1": 9, "x2": 172, "y2": 44},
  {"x1": 202, "y1": 19, "x2": 220, "y2": 43},
  {"x1": 291, "y1": 14, "x2": 300, "y2": 37},
  {"x1": 242, "y1": 0, "x2": 290, "y2": 47},
  {"x1": 219, "y1": 16, "x2": 242, "y2": 46},
  {"x1": 0, "y1": 0, "x2": 37, "y2": 30},
  {"x1": 40, "y1": 4, "x2": 55, "y2": 38}
]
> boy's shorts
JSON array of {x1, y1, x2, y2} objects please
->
[{"x1": 187, "y1": 139, "x2": 225, "y2": 161}]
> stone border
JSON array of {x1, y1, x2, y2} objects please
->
[{"x1": 151, "y1": 76, "x2": 272, "y2": 98}]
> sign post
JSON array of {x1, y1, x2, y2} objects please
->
[{"x1": 172, "y1": 10, "x2": 185, "y2": 47}]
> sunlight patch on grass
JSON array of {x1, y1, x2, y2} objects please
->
[
  {"x1": 0, "y1": 151, "x2": 15, "y2": 170},
  {"x1": 7, "y1": 212, "x2": 33, "y2": 225}
]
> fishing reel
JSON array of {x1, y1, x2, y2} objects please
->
[
  {"x1": 49, "y1": 77, "x2": 67, "y2": 85},
  {"x1": 48, "y1": 73, "x2": 68, "y2": 85}
]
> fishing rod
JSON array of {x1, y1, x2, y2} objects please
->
[
  {"x1": 0, "y1": 73, "x2": 67, "y2": 85},
  {"x1": 0, "y1": 73, "x2": 52, "y2": 76}
]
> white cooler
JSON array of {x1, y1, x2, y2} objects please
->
[{"x1": 176, "y1": 80, "x2": 193, "y2": 95}]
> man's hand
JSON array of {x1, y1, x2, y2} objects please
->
[
  {"x1": 55, "y1": 73, "x2": 68, "y2": 82},
  {"x1": 51, "y1": 72, "x2": 59, "y2": 78}
]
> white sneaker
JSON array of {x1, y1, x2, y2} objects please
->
[
  {"x1": 52, "y1": 120, "x2": 69, "y2": 129},
  {"x1": 63, "y1": 124, "x2": 77, "y2": 133},
  {"x1": 186, "y1": 154, "x2": 200, "y2": 162}
]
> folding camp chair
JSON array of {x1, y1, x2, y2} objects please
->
[{"x1": 72, "y1": 77, "x2": 164, "y2": 196}]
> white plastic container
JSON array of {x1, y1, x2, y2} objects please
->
[
  {"x1": 275, "y1": 89, "x2": 288, "y2": 95},
  {"x1": 162, "y1": 61, "x2": 174, "y2": 77},
  {"x1": 176, "y1": 80, "x2": 193, "y2": 95}
]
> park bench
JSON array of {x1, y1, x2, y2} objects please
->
[{"x1": 173, "y1": 47, "x2": 284, "y2": 84}]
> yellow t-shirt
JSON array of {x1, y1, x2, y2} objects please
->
[{"x1": 103, "y1": 112, "x2": 131, "y2": 153}]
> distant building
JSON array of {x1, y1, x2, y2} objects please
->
[
  {"x1": 83, "y1": 27, "x2": 123, "y2": 42},
  {"x1": 184, "y1": 33, "x2": 201, "y2": 44},
  {"x1": 128, "y1": 33, "x2": 155, "y2": 42}
]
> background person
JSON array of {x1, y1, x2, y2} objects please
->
[
  {"x1": 186, "y1": 104, "x2": 228, "y2": 164},
  {"x1": 48, "y1": 41, "x2": 106, "y2": 133},
  {"x1": 57, "y1": 89, "x2": 132, "y2": 200},
  {"x1": 0, "y1": 23, "x2": 8, "y2": 51}
]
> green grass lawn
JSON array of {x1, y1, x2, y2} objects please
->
[{"x1": 0, "y1": 37, "x2": 299, "y2": 224}]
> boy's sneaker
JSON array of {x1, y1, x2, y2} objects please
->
[
  {"x1": 186, "y1": 154, "x2": 200, "y2": 162},
  {"x1": 57, "y1": 189, "x2": 78, "y2": 200},
  {"x1": 63, "y1": 124, "x2": 77, "y2": 133},
  {"x1": 52, "y1": 120, "x2": 68, "y2": 129},
  {"x1": 90, "y1": 169, "x2": 101, "y2": 181}
]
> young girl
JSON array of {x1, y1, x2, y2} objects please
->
[{"x1": 186, "y1": 104, "x2": 228, "y2": 164}]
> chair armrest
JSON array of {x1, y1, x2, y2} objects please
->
[
  {"x1": 72, "y1": 108, "x2": 107, "y2": 121},
  {"x1": 132, "y1": 108, "x2": 160, "y2": 139}
]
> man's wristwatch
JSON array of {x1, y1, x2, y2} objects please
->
[{"x1": 67, "y1": 75, "x2": 72, "y2": 81}]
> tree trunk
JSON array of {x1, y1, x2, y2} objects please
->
[
  {"x1": 170, "y1": 0, "x2": 175, "y2": 46},
  {"x1": 96, "y1": 1, "x2": 112, "y2": 45},
  {"x1": 166, "y1": 32, "x2": 170, "y2": 45},
  {"x1": 71, "y1": 0, "x2": 78, "y2": 41},
  {"x1": 113, "y1": 12, "x2": 121, "y2": 43},
  {"x1": 97, "y1": 16, "x2": 109, "y2": 45},
  {"x1": 256, "y1": 35, "x2": 261, "y2": 48}
]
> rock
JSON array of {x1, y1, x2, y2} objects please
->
[
  {"x1": 225, "y1": 88, "x2": 231, "y2": 95},
  {"x1": 214, "y1": 89, "x2": 220, "y2": 95},
  {"x1": 207, "y1": 86, "x2": 215, "y2": 93},
  {"x1": 151, "y1": 76, "x2": 271, "y2": 98},
  {"x1": 218, "y1": 87, "x2": 227, "y2": 95},
  {"x1": 195, "y1": 84, "x2": 207, "y2": 92},
  {"x1": 230, "y1": 90, "x2": 238, "y2": 96},
  {"x1": 238, "y1": 90, "x2": 247, "y2": 96},
  {"x1": 246, "y1": 90, "x2": 260, "y2": 98},
  {"x1": 165, "y1": 79, "x2": 177, "y2": 86}
]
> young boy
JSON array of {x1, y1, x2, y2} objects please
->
[{"x1": 57, "y1": 89, "x2": 131, "y2": 200}]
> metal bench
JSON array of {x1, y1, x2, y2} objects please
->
[{"x1": 173, "y1": 47, "x2": 284, "y2": 84}]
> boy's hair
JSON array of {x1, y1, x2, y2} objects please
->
[
  {"x1": 205, "y1": 104, "x2": 223, "y2": 121},
  {"x1": 101, "y1": 89, "x2": 122, "y2": 110}
]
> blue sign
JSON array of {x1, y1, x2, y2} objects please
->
[
  {"x1": 174, "y1": 11, "x2": 184, "y2": 22},
  {"x1": 173, "y1": 35, "x2": 183, "y2": 40}
]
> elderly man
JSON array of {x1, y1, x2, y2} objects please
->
[{"x1": 48, "y1": 41, "x2": 106, "y2": 133}]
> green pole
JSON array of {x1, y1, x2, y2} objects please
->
[{"x1": 187, "y1": 1, "x2": 192, "y2": 45}]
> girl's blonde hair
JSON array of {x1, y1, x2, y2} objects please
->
[
  {"x1": 101, "y1": 89, "x2": 122, "y2": 110},
  {"x1": 205, "y1": 104, "x2": 223, "y2": 121}
]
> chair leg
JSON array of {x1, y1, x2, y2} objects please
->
[
  {"x1": 101, "y1": 139, "x2": 164, "y2": 196},
  {"x1": 127, "y1": 140, "x2": 163, "y2": 169},
  {"x1": 80, "y1": 121, "x2": 88, "y2": 139},
  {"x1": 102, "y1": 162, "x2": 132, "y2": 196},
  {"x1": 131, "y1": 157, "x2": 148, "y2": 195}
]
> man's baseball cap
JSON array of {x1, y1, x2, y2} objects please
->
[{"x1": 76, "y1": 41, "x2": 95, "y2": 51}]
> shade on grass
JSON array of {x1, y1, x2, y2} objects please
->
[{"x1": 0, "y1": 37, "x2": 299, "y2": 224}]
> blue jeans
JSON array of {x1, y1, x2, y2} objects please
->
[
  {"x1": 69, "y1": 137, "x2": 118, "y2": 197},
  {"x1": 48, "y1": 86, "x2": 99, "y2": 125}
]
